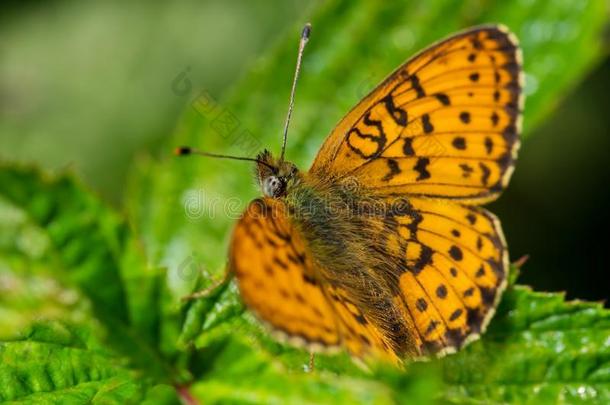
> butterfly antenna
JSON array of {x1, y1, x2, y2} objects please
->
[
  {"x1": 279, "y1": 23, "x2": 311, "y2": 162},
  {"x1": 175, "y1": 146, "x2": 275, "y2": 170}
]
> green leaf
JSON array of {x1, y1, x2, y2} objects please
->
[
  {"x1": 0, "y1": 164, "x2": 164, "y2": 348},
  {"x1": 441, "y1": 284, "x2": 610, "y2": 404},
  {"x1": 0, "y1": 165, "x2": 128, "y2": 320},
  {"x1": 187, "y1": 328, "x2": 441, "y2": 405},
  {"x1": 0, "y1": 165, "x2": 175, "y2": 382},
  {"x1": 0, "y1": 323, "x2": 141, "y2": 404},
  {"x1": 0, "y1": 265, "x2": 180, "y2": 404},
  {"x1": 0, "y1": 319, "x2": 180, "y2": 404}
]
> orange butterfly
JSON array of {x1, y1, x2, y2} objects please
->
[{"x1": 179, "y1": 24, "x2": 523, "y2": 363}]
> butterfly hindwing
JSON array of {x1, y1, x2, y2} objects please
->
[
  {"x1": 310, "y1": 25, "x2": 523, "y2": 203},
  {"x1": 375, "y1": 197, "x2": 508, "y2": 355},
  {"x1": 230, "y1": 197, "x2": 396, "y2": 359}
]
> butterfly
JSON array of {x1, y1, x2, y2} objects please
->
[{"x1": 179, "y1": 23, "x2": 523, "y2": 363}]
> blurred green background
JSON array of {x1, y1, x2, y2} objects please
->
[{"x1": 1, "y1": 0, "x2": 608, "y2": 305}]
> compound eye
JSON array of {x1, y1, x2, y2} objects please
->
[{"x1": 263, "y1": 176, "x2": 285, "y2": 197}]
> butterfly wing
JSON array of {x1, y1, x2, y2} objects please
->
[
  {"x1": 231, "y1": 25, "x2": 520, "y2": 361},
  {"x1": 370, "y1": 197, "x2": 508, "y2": 356},
  {"x1": 310, "y1": 25, "x2": 523, "y2": 203},
  {"x1": 230, "y1": 197, "x2": 397, "y2": 360}
]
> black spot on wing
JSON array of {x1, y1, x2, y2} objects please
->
[
  {"x1": 449, "y1": 246, "x2": 463, "y2": 261},
  {"x1": 491, "y1": 111, "x2": 499, "y2": 127},
  {"x1": 414, "y1": 158, "x2": 431, "y2": 181},
  {"x1": 459, "y1": 163, "x2": 474, "y2": 178},
  {"x1": 416, "y1": 298, "x2": 428, "y2": 312},
  {"x1": 382, "y1": 159, "x2": 402, "y2": 182},
  {"x1": 382, "y1": 95, "x2": 408, "y2": 126},
  {"x1": 422, "y1": 114, "x2": 434, "y2": 134},
  {"x1": 402, "y1": 138, "x2": 415, "y2": 156},
  {"x1": 479, "y1": 162, "x2": 491, "y2": 185},
  {"x1": 484, "y1": 136, "x2": 493, "y2": 155},
  {"x1": 425, "y1": 320, "x2": 439, "y2": 335},
  {"x1": 466, "y1": 213, "x2": 477, "y2": 225},
  {"x1": 354, "y1": 313, "x2": 368, "y2": 325},
  {"x1": 435, "y1": 93, "x2": 451, "y2": 105},
  {"x1": 436, "y1": 284, "x2": 447, "y2": 299},
  {"x1": 449, "y1": 308, "x2": 463, "y2": 321},
  {"x1": 459, "y1": 112, "x2": 471, "y2": 124},
  {"x1": 410, "y1": 73, "x2": 426, "y2": 98},
  {"x1": 303, "y1": 273, "x2": 317, "y2": 285},
  {"x1": 272, "y1": 256, "x2": 288, "y2": 270},
  {"x1": 287, "y1": 251, "x2": 306, "y2": 265},
  {"x1": 264, "y1": 235, "x2": 279, "y2": 248},
  {"x1": 452, "y1": 137, "x2": 466, "y2": 150}
]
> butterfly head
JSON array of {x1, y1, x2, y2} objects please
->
[
  {"x1": 256, "y1": 149, "x2": 298, "y2": 198},
  {"x1": 176, "y1": 24, "x2": 310, "y2": 200}
]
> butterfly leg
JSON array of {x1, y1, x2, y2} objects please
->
[
  {"x1": 308, "y1": 351, "x2": 315, "y2": 372},
  {"x1": 181, "y1": 270, "x2": 232, "y2": 301}
]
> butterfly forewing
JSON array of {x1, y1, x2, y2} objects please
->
[{"x1": 310, "y1": 25, "x2": 523, "y2": 203}]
